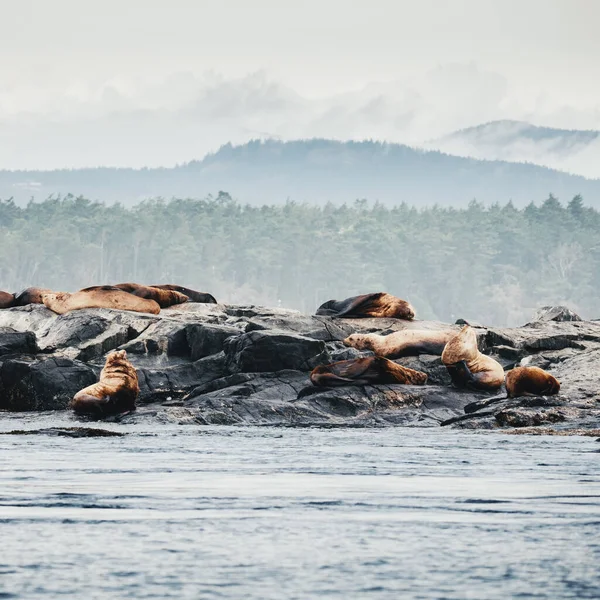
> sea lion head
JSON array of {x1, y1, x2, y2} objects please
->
[
  {"x1": 343, "y1": 333, "x2": 373, "y2": 350},
  {"x1": 404, "y1": 303, "x2": 416, "y2": 320},
  {"x1": 42, "y1": 291, "x2": 69, "y2": 302},
  {"x1": 106, "y1": 349, "x2": 128, "y2": 363}
]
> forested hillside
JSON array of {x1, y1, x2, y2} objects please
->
[
  {"x1": 2, "y1": 139, "x2": 600, "y2": 207},
  {"x1": 0, "y1": 192, "x2": 597, "y2": 326}
]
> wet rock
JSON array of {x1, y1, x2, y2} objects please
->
[
  {"x1": 495, "y1": 407, "x2": 568, "y2": 427},
  {"x1": 120, "y1": 320, "x2": 190, "y2": 358},
  {"x1": 0, "y1": 301, "x2": 598, "y2": 432},
  {"x1": 36, "y1": 309, "x2": 158, "y2": 361},
  {"x1": 502, "y1": 427, "x2": 600, "y2": 436},
  {"x1": 2, "y1": 427, "x2": 125, "y2": 437},
  {"x1": 179, "y1": 373, "x2": 488, "y2": 428},
  {"x1": 186, "y1": 323, "x2": 242, "y2": 359},
  {"x1": 325, "y1": 343, "x2": 367, "y2": 362},
  {"x1": 224, "y1": 330, "x2": 329, "y2": 373},
  {"x1": 0, "y1": 327, "x2": 38, "y2": 356},
  {"x1": 137, "y1": 353, "x2": 228, "y2": 403},
  {"x1": 395, "y1": 355, "x2": 452, "y2": 386},
  {"x1": 0, "y1": 355, "x2": 98, "y2": 411}
]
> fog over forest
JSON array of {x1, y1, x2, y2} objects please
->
[{"x1": 1, "y1": 193, "x2": 597, "y2": 327}]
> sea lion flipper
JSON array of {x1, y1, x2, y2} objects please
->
[
  {"x1": 315, "y1": 373, "x2": 370, "y2": 387},
  {"x1": 447, "y1": 359, "x2": 478, "y2": 389}
]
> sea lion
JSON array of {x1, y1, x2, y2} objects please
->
[
  {"x1": 43, "y1": 289, "x2": 160, "y2": 315},
  {"x1": 344, "y1": 329, "x2": 455, "y2": 358},
  {"x1": 71, "y1": 350, "x2": 139, "y2": 416},
  {"x1": 13, "y1": 287, "x2": 54, "y2": 306},
  {"x1": 310, "y1": 356, "x2": 427, "y2": 387},
  {"x1": 505, "y1": 367, "x2": 560, "y2": 398},
  {"x1": 441, "y1": 325, "x2": 505, "y2": 391},
  {"x1": 81, "y1": 283, "x2": 188, "y2": 308},
  {"x1": 151, "y1": 284, "x2": 217, "y2": 304},
  {"x1": 0, "y1": 291, "x2": 15, "y2": 309},
  {"x1": 316, "y1": 293, "x2": 415, "y2": 320}
]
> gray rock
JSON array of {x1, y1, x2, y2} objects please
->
[
  {"x1": 187, "y1": 323, "x2": 242, "y2": 359},
  {"x1": 0, "y1": 327, "x2": 38, "y2": 357},
  {"x1": 0, "y1": 304, "x2": 56, "y2": 333},
  {"x1": 0, "y1": 301, "x2": 598, "y2": 433},
  {"x1": 36, "y1": 309, "x2": 158, "y2": 361},
  {"x1": 137, "y1": 353, "x2": 228, "y2": 403},
  {"x1": 0, "y1": 355, "x2": 98, "y2": 411},
  {"x1": 534, "y1": 305, "x2": 582, "y2": 322},
  {"x1": 224, "y1": 330, "x2": 329, "y2": 373}
]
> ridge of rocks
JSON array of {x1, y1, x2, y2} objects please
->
[{"x1": 0, "y1": 303, "x2": 598, "y2": 432}]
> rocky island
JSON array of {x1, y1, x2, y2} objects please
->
[{"x1": 0, "y1": 303, "x2": 598, "y2": 434}]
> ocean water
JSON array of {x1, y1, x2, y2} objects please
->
[{"x1": 0, "y1": 415, "x2": 599, "y2": 599}]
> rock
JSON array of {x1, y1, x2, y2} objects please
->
[
  {"x1": 1, "y1": 427, "x2": 125, "y2": 437},
  {"x1": 36, "y1": 309, "x2": 158, "y2": 361},
  {"x1": 0, "y1": 301, "x2": 598, "y2": 433},
  {"x1": 534, "y1": 305, "x2": 582, "y2": 322},
  {"x1": 120, "y1": 319, "x2": 190, "y2": 358},
  {"x1": 395, "y1": 355, "x2": 452, "y2": 386},
  {"x1": 495, "y1": 407, "x2": 568, "y2": 427},
  {"x1": 137, "y1": 353, "x2": 228, "y2": 403},
  {"x1": 325, "y1": 343, "x2": 368, "y2": 362},
  {"x1": 0, "y1": 327, "x2": 38, "y2": 356},
  {"x1": 502, "y1": 427, "x2": 600, "y2": 436},
  {"x1": 224, "y1": 330, "x2": 329, "y2": 373},
  {"x1": 186, "y1": 323, "x2": 242, "y2": 359},
  {"x1": 0, "y1": 304, "x2": 56, "y2": 333},
  {"x1": 180, "y1": 371, "x2": 472, "y2": 427},
  {"x1": 0, "y1": 355, "x2": 98, "y2": 411}
]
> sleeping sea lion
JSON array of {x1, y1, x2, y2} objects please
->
[
  {"x1": 441, "y1": 325, "x2": 505, "y2": 391},
  {"x1": 43, "y1": 289, "x2": 160, "y2": 315},
  {"x1": 344, "y1": 329, "x2": 455, "y2": 358},
  {"x1": 0, "y1": 291, "x2": 15, "y2": 309},
  {"x1": 150, "y1": 284, "x2": 217, "y2": 304},
  {"x1": 81, "y1": 283, "x2": 188, "y2": 308},
  {"x1": 310, "y1": 356, "x2": 427, "y2": 387},
  {"x1": 13, "y1": 287, "x2": 54, "y2": 306},
  {"x1": 71, "y1": 350, "x2": 139, "y2": 416},
  {"x1": 316, "y1": 293, "x2": 415, "y2": 320},
  {"x1": 505, "y1": 366, "x2": 560, "y2": 398}
]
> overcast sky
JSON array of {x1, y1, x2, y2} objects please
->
[{"x1": 1, "y1": 0, "x2": 599, "y2": 169}]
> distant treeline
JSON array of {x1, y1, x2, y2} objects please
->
[{"x1": 0, "y1": 192, "x2": 597, "y2": 326}]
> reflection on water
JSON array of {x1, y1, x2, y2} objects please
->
[{"x1": 0, "y1": 414, "x2": 599, "y2": 599}]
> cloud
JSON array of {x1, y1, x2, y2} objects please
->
[{"x1": 0, "y1": 63, "x2": 599, "y2": 174}]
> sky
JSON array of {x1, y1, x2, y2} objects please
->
[{"x1": 1, "y1": 0, "x2": 600, "y2": 169}]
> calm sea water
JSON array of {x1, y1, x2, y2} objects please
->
[{"x1": 0, "y1": 414, "x2": 599, "y2": 599}]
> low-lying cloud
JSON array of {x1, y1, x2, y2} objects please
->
[{"x1": 2, "y1": 63, "x2": 600, "y2": 175}]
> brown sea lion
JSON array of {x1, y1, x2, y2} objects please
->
[
  {"x1": 441, "y1": 325, "x2": 505, "y2": 391},
  {"x1": 81, "y1": 283, "x2": 188, "y2": 308},
  {"x1": 0, "y1": 291, "x2": 15, "y2": 309},
  {"x1": 13, "y1": 287, "x2": 54, "y2": 306},
  {"x1": 505, "y1": 367, "x2": 560, "y2": 398},
  {"x1": 151, "y1": 284, "x2": 217, "y2": 304},
  {"x1": 310, "y1": 356, "x2": 427, "y2": 387},
  {"x1": 316, "y1": 293, "x2": 415, "y2": 320},
  {"x1": 344, "y1": 329, "x2": 455, "y2": 358},
  {"x1": 43, "y1": 289, "x2": 160, "y2": 315},
  {"x1": 71, "y1": 350, "x2": 139, "y2": 416}
]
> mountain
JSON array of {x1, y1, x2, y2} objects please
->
[
  {"x1": 1, "y1": 138, "x2": 600, "y2": 207},
  {"x1": 426, "y1": 120, "x2": 600, "y2": 178}
]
